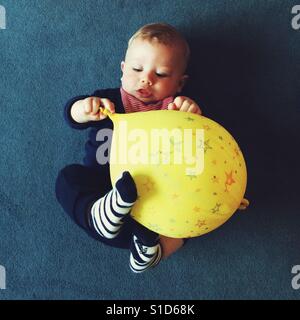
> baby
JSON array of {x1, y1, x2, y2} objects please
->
[{"x1": 56, "y1": 23, "x2": 201, "y2": 273}]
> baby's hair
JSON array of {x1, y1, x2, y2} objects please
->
[{"x1": 128, "y1": 23, "x2": 190, "y2": 69}]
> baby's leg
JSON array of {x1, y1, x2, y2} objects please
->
[
  {"x1": 89, "y1": 171, "x2": 137, "y2": 239},
  {"x1": 55, "y1": 164, "x2": 136, "y2": 248}
]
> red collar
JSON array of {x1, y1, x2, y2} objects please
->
[{"x1": 120, "y1": 88, "x2": 173, "y2": 113}]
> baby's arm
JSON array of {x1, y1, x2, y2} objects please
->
[
  {"x1": 70, "y1": 97, "x2": 115, "y2": 123},
  {"x1": 168, "y1": 96, "x2": 202, "y2": 114}
]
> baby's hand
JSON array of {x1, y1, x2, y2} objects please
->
[
  {"x1": 83, "y1": 97, "x2": 115, "y2": 121},
  {"x1": 71, "y1": 97, "x2": 115, "y2": 123},
  {"x1": 167, "y1": 96, "x2": 202, "y2": 115}
]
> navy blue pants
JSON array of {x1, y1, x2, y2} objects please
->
[
  {"x1": 55, "y1": 164, "x2": 159, "y2": 249},
  {"x1": 55, "y1": 164, "x2": 134, "y2": 248}
]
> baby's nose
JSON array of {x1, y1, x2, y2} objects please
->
[{"x1": 141, "y1": 75, "x2": 153, "y2": 86}]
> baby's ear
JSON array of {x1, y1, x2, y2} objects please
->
[
  {"x1": 177, "y1": 75, "x2": 189, "y2": 93},
  {"x1": 121, "y1": 61, "x2": 125, "y2": 72}
]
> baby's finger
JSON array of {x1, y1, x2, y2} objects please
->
[
  {"x1": 100, "y1": 98, "x2": 115, "y2": 114},
  {"x1": 179, "y1": 100, "x2": 191, "y2": 112},
  {"x1": 173, "y1": 96, "x2": 184, "y2": 109},
  {"x1": 187, "y1": 104, "x2": 200, "y2": 114},
  {"x1": 84, "y1": 98, "x2": 92, "y2": 114},
  {"x1": 88, "y1": 113, "x2": 101, "y2": 121},
  {"x1": 91, "y1": 98, "x2": 101, "y2": 115},
  {"x1": 167, "y1": 102, "x2": 177, "y2": 110}
]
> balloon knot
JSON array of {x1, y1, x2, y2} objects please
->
[{"x1": 99, "y1": 107, "x2": 112, "y2": 118}]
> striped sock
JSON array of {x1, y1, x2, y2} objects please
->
[
  {"x1": 129, "y1": 235, "x2": 162, "y2": 273},
  {"x1": 90, "y1": 171, "x2": 137, "y2": 239}
]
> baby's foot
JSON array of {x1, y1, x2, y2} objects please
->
[
  {"x1": 159, "y1": 236, "x2": 184, "y2": 259},
  {"x1": 129, "y1": 235, "x2": 162, "y2": 273},
  {"x1": 115, "y1": 171, "x2": 137, "y2": 204}
]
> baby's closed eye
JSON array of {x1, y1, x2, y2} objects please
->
[{"x1": 156, "y1": 72, "x2": 168, "y2": 77}]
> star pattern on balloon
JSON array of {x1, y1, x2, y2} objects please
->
[
  {"x1": 193, "y1": 206, "x2": 201, "y2": 213},
  {"x1": 204, "y1": 139, "x2": 212, "y2": 153},
  {"x1": 142, "y1": 178, "x2": 155, "y2": 192},
  {"x1": 197, "y1": 139, "x2": 205, "y2": 150},
  {"x1": 186, "y1": 173, "x2": 197, "y2": 180},
  {"x1": 234, "y1": 147, "x2": 240, "y2": 157},
  {"x1": 185, "y1": 116, "x2": 195, "y2": 122},
  {"x1": 211, "y1": 203, "x2": 222, "y2": 214},
  {"x1": 225, "y1": 170, "x2": 235, "y2": 191},
  {"x1": 195, "y1": 220, "x2": 206, "y2": 228},
  {"x1": 172, "y1": 193, "x2": 180, "y2": 200}
]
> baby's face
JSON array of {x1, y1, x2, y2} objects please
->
[{"x1": 121, "y1": 38, "x2": 187, "y2": 103}]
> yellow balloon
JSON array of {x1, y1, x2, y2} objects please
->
[{"x1": 106, "y1": 110, "x2": 247, "y2": 238}]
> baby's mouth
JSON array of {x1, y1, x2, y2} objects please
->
[{"x1": 137, "y1": 88, "x2": 152, "y2": 98}]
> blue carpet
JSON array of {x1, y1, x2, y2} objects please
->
[{"x1": 0, "y1": 0, "x2": 299, "y2": 299}]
